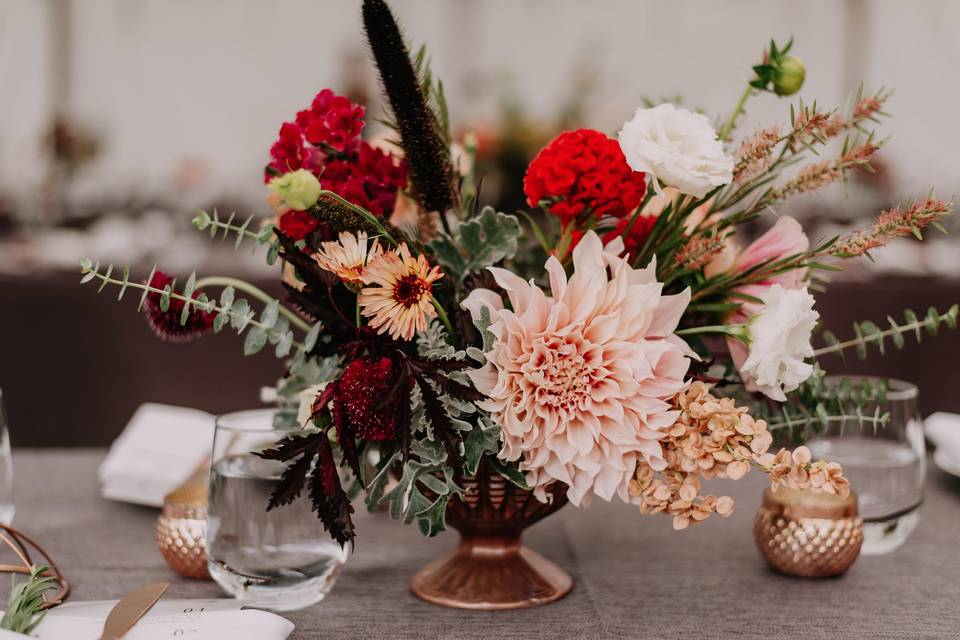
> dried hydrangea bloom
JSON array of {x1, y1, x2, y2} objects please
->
[{"x1": 629, "y1": 382, "x2": 848, "y2": 530}]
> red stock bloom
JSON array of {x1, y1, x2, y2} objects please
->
[
  {"x1": 333, "y1": 357, "x2": 405, "y2": 441},
  {"x1": 524, "y1": 128, "x2": 647, "y2": 225},
  {"x1": 296, "y1": 89, "x2": 366, "y2": 153},
  {"x1": 278, "y1": 209, "x2": 321, "y2": 241},
  {"x1": 144, "y1": 271, "x2": 216, "y2": 342},
  {"x1": 322, "y1": 142, "x2": 408, "y2": 217},
  {"x1": 265, "y1": 122, "x2": 315, "y2": 183}
]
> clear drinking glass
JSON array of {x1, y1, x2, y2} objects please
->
[
  {"x1": 0, "y1": 389, "x2": 14, "y2": 525},
  {"x1": 806, "y1": 377, "x2": 925, "y2": 555},
  {"x1": 206, "y1": 409, "x2": 348, "y2": 611}
]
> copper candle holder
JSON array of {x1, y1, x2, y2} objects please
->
[
  {"x1": 754, "y1": 487, "x2": 863, "y2": 578},
  {"x1": 155, "y1": 466, "x2": 210, "y2": 580}
]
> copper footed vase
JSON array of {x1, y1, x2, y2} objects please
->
[{"x1": 410, "y1": 460, "x2": 572, "y2": 610}]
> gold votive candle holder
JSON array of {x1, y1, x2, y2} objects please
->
[
  {"x1": 753, "y1": 487, "x2": 863, "y2": 578},
  {"x1": 155, "y1": 467, "x2": 211, "y2": 580}
]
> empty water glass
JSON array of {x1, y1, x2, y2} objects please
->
[
  {"x1": 0, "y1": 389, "x2": 14, "y2": 525},
  {"x1": 206, "y1": 409, "x2": 348, "y2": 611},
  {"x1": 806, "y1": 377, "x2": 925, "y2": 555}
]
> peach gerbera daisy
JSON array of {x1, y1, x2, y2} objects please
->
[
  {"x1": 314, "y1": 231, "x2": 382, "y2": 285},
  {"x1": 359, "y1": 243, "x2": 443, "y2": 340},
  {"x1": 463, "y1": 231, "x2": 693, "y2": 507}
]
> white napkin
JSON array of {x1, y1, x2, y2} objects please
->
[
  {"x1": 0, "y1": 599, "x2": 294, "y2": 639},
  {"x1": 924, "y1": 412, "x2": 960, "y2": 464},
  {"x1": 98, "y1": 403, "x2": 215, "y2": 507}
]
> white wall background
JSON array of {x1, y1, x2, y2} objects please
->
[{"x1": 1, "y1": 0, "x2": 957, "y2": 217}]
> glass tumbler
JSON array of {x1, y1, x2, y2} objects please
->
[
  {"x1": 0, "y1": 389, "x2": 14, "y2": 525},
  {"x1": 206, "y1": 409, "x2": 348, "y2": 611},
  {"x1": 806, "y1": 377, "x2": 925, "y2": 555}
]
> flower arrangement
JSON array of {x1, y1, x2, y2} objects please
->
[{"x1": 80, "y1": 2, "x2": 957, "y2": 551}]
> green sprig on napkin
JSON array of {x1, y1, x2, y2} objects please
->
[{"x1": 1, "y1": 565, "x2": 56, "y2": 635}]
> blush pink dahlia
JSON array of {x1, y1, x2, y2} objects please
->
[{"x1": 464, "y1": 231, "x2": 693, "y2": 506}]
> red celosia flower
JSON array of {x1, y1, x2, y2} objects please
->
[
  {"x1": 322, "y1": 142, "x2": 408, "y2": 217},
  {"x1": 264, "y1": 122, "x2": 315, "y2": 183},
  {"x1": 524, "y1": 128, "x2": 647, "y2": 225},
  {"x1": 296, "y1": 89, "x2": 366, "y2": 153},
  {"x1": 278, "y1": 209, "x2": 321, "y2": 241},
  {"x1": 144, "y1": 271, "x2": 216, "y2": 342},
  {"x1": 333, "y1": 357, "x2": 405, "y2": 441}
]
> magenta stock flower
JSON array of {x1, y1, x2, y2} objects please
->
[{"x1": 465, "y1": 231, "x2": 693, "y2": 507}]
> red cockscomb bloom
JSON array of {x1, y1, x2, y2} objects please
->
[
  {"x1": 322, "y1": 142, "x2": 408, "y2": 217},
  {"x1": 524, "y1": 128, "x2": 647, "y2": 225},
  {"x1": 278, "y1": 209, "x2": 321, "y2": 241},
  {"x1": 264, "y1": 122, "x2": 315, "y2": 183},
  {"x1": 144, "y1": 271, "x2": 216, "y2": 342},
  {"x1": 333, "y1": 357, "x2": 405, "y2": 441},
  {"x1": 296, "y1": 89, "x2": 366, "y2": 153}
]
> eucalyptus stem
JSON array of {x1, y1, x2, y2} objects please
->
[
  {"x1": 79, "y1": 264, "x2": 306, "y2": 352},
  {"x1": 196, "y1": 276, "x2": 310, "y2": 333},
  {"x1": 812, "y1": 311, "x2": 953, "y2": 357},
  {"x1": 718, "y1": 85, "x2": 753, "y2": 142}
]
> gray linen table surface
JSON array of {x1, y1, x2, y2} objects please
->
[{"x1": 6, "y1": 449, "x2": 960, "y2": 639}]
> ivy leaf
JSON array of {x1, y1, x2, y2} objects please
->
[
  {"x1": 464, "y1": 426, "x2": 500, "y2": 476},
  {"x1": 428, "y1": 207, "x2": 520, "y2": 282},
  {"x1": 488, "y1": 458, "x2": 529, "y2": 489},
  {"x1": 415, "y1": 494, "x2": 449, "y2": 536}
]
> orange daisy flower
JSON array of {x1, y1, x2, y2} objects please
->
[
  {"x1": 359, "y1": 243, "x2": 443, "y2": 340},
  {"x1": 314, "y1": 231, "x2": 382, "y2": 285}
]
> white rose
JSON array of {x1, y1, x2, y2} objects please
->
[
  {"x1": 618, "y1": 103, "x2": 733, "y2": 198},
  {"x1": 297, "y1": 383, "x2": 328, "y2": 428},
  {"x1": 740, "y1": 285, "x2": 819, "y2": 402}
]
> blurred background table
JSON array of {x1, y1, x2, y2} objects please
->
[{"x1": 8, "y1": 448, "x2": 959, "y2": 639}]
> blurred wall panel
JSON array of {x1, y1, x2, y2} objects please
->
[{"x1": 1, "y1": 0, "x2": 954, "y2": 215}]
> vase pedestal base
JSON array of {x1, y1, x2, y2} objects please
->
[{"x1": 410, "y1": 534, "x2": 572, "y2": 610}]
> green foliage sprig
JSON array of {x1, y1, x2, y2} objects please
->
[
  {"x1": 428, "y1": 207, "x2": 521, "y2": 286},
  {"x1": 78, "y1": 260, "x2": 319, "y2": 358},
  {"x1": 192, "y1": 209, "x2": 281, "y2": 264},
  {"x1": 1, "y1": 565, "x2": 57, "y2": 635},
  {"x1": 817, "y1": 305, "x2": 959, "y2": 360}
]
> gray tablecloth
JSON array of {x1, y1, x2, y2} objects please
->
[{"x1": 7, "y1": 449, "x2": 960, "y2": 639}]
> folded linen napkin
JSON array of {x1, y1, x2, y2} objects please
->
[
  {"x1": 924, "y1": 412, "x2": 960, "y2": 465},
  {"x1": 98, "y1": 403, "x2": 215, "y2": 507},
  {"x1": 0, "y1": 599, "x2": 294, "y2": 639}
]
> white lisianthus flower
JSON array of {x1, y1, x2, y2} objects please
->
[
  {"x1": 740, "y1": 285, "x2": 819, "y2": 402},
  {"x1": 297, "y1": 383, "x2": 328, "y2": 428},
  {"x1": 269, "y1": 168, "x2": 322, "y2": 211},
  {"x1": 618, "y1": 103, "x2": 733, "y2": 198}
]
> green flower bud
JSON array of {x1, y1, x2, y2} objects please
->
[
  {"x1": 773, "y1": 56, "x2": 805, "y2": 96},
  {"x1": 268, "y1": 169, "x2": 322, "y2": 211}
]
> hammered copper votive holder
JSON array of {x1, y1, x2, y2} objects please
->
[
  {"x1": 753, "y1": 487, "x2": 863, "y2": 578},
  {"x1": 155, "y1": 466, "x2": 211, "y2": 580}
]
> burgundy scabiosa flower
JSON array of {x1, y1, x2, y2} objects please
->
[{"x1": 144, "y1": 271, "x2": 216, "y2": 342}]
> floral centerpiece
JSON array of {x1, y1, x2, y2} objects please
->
[{"x1": 81, "y1": 1, "x2": 956, "y2": 609}]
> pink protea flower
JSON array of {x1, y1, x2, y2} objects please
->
[{"x1": 464, "y1": 231, "x2": 693, "y2": 507}]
